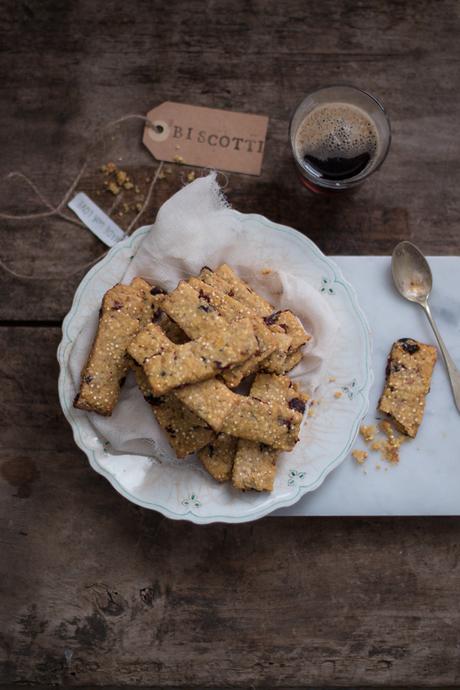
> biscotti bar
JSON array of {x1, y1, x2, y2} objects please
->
[
  {"x1": 378, "y1": 338, "x2": 437, "y2": 437},
  {"x1": 128, "y1": 318, "x2": 258, "y2": 395},
  {"x1": 74, "y1": 278, "x2": 154, "y2": 416}
]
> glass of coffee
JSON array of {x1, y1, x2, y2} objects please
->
[{"x1": 290, "y1": 85, "x2": 391, "y2": 193}]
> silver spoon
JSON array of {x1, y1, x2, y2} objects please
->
[{"x1": 392, "y1": 240, "x2": 460, "y2": 413}]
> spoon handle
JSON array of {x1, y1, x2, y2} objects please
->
[{"x1": 422, "y1": 301, "x2": 460, "y2": 413}]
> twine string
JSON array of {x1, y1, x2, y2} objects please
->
[{"x1": 0, "y1": 114, "x2": 163, "y2": 281}]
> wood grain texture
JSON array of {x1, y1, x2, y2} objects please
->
[
  {"x1": 1, "y1": 0, "x2": 460, "y2": 687},
  {"x1": 0, "y1": 0, "x2": 459, "y2": 320},
  {"x1": 2, "y1": 328, "x2": 460, "y2": 687}
]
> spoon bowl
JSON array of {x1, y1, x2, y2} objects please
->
[
  {"x1": 392, "y1": 241, "x2": 432, "y2": 305},
  {"x1": 391, "y1": 240, "x2": 460, "y2": 413}
]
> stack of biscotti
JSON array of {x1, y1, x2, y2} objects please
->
[{"x1": 74, "y1": 264, "x2": 311, "y2": 492}]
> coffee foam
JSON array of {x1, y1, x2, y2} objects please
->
[{"x1": 295, "y1": 102, "x2": 379, "y2": 161}]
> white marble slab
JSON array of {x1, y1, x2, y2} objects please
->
[{"x1": 275, "y1": 256, "x2": 460, "y2": 516}]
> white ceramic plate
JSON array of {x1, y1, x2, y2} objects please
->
[{"x1": 58, "y1": 211, "x2": 372, "y2": 523}]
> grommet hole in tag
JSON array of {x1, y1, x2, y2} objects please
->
[{"x1": 148, "y1": 120, "x2": 170, "y2": 142}]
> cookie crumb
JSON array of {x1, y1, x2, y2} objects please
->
[
  {"x1": 328, "y1": 376, "x2": 336, "y2": 382},
  {"x1": 334, "y1": 391, "x2": 343, "y2": 399},
  {"x1": 379, "y1": 420, "x2": 405, "y2": 464},
  {"x1": 261, "y1": 268, "x2": 272, "y2": 275},
  {"x1": 107, "y1": 181, "x2": 121, "y2": 195},
  {"x1": 174, "y1": 155, "x2": 185, "y2": 164},
  {"x1": 187, "y1": 171, "x2": 196, "y2": 182},
  {"x1": 371, "y1": 440, "x2": 384, "y2": 452},
  {"x1": 352, "y1": 449, "x2": 368, "y2": 464},
  {"x1": 360, "y1": 424, "x2": 376, "y2": 442}
]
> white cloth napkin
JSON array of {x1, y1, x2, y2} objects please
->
[{"x1": 69, "y1": 173, "x2": 339, "y2": 457}]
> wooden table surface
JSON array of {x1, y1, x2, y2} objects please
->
[{"x1": 1, "y1": 1, "x2": 460, "y2": 687}]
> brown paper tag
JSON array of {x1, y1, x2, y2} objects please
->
[{"x1": 143, "y1": 102, "x2": 268, "y2": 176}]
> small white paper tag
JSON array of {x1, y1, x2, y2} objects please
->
[{"x1": 68, "y1": 192, "x2": 125, "y2": 247}]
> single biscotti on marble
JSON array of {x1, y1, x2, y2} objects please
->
[
  {"x1": 134, "y1": 364, "x2": 214, "y2": 458},
  {"x1": 378, "y1": 338, "x2": 437, "y2": 438},
  {"x1": 128, "y1": 318, "x2": 258, "y2": 395},
  {"x1": 74, "y1": 278, "x2": 154, "y2": 416},
  {"x1": 197, "y1": 433, "x2": 237, "y2": 482}
]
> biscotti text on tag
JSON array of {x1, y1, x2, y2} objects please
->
[{"x1": 171, "y1": 126, "x2": 265, "y2": 153}]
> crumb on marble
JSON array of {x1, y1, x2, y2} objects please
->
[
  {"x1": 352, "y1": 449, "x2": 368, "y2": 464},
  {"x1": 360, "y1": 424, "x2": 377, "y2": 442}
]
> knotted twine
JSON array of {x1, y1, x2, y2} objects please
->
[{"x1": 0, "y1": 114, "x2": 165, "y2": 281}]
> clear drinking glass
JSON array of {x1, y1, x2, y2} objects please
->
[{"x1": 289, "y1": 85, "x2": 391, "y2": 193}]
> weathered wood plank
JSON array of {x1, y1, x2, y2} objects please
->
[
  {"x1": 0, "y1": 0, "x2": 459, "y2": 320},
  {"x1": 1, "y1": 327, "x2": 460, "y2": 687}
]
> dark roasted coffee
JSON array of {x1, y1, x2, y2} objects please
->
[{"x1": 294, "y1": 102, "x2": 379, "y2": 182}]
